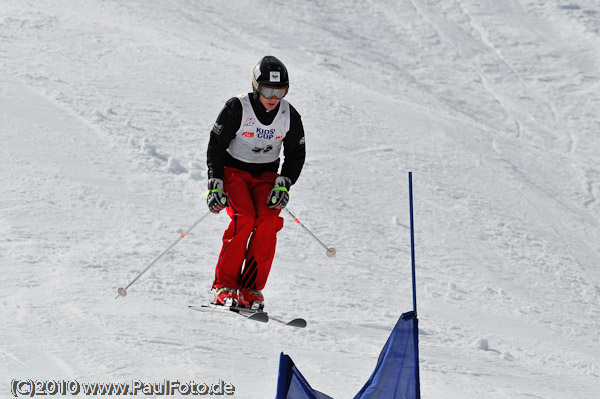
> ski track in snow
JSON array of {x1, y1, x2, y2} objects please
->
[{"x1": 1, "y1": 1, "x2": 600, "y2": 398}]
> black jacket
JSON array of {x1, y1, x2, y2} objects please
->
[{"x1": 207, "y1": 93, "x2": 305, "y2": 184}]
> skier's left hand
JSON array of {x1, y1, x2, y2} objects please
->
[{"x1": 268, "y1": 176, "x2": 291, "y2": 210}]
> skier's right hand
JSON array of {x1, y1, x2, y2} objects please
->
[{"x1": 206, "y1": 178, "x2": 229, "y2": 214}]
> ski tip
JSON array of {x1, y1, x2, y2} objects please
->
[
  {"x1": 246, "y1": 311, "x2": 269, "y2": 323},
  {"x1": 286, "y1": 318, "x2": 307, "y2": 328}
]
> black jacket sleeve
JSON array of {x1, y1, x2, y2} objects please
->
[
  {"x1": 280, "y1": 105, "x2": 306, "y2": 185},
  {"x1": 206, "y1": 97, "x2": 243, "y2": 180}
]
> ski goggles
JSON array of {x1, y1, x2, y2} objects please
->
[{"x1": 258, "y1": 85, "x2": 289, "y2": 100}]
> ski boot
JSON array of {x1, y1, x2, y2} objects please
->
[
  {"x1": 213, "y1": 287, "x2": 239, "y2": 307},
  {"x1": 238, "y1": 288, "x2": 264, "y2": 310}
]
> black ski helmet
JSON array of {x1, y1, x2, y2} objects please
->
[{"x1": 252, "y1": 56, "x2": 289, "y2": 95}]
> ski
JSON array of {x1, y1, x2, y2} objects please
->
[
  {"x1": 189, "y1": 304, "x2": 268, "y2": 323},
  {"x1": 188, "y1": 304, "x2": 306, "y2": 328},
  {"x1": 269, "y1": 315, "x2": 307, "y2": 328}
]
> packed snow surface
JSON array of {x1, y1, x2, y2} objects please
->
[{"x1": 2, "y1": 1, "x2": 600, "y2": 398}]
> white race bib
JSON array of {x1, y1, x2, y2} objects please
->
[{"x1": 227, "y1": 94, "x2": 291, "y2": 164}]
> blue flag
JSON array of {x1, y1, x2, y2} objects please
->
[
  {"x1": 276, "y1": 312, "x2": 420, "y2": 399},
  {"x1": 275, "y1": 353, "x2": 333, "y2": 399},
  {"x1": 354, "y1": 311, "x2": 420, "y2": 399}
]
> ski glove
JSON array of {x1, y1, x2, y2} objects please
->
[
  {"x1": 268, "y1": 176, "x2": 291, "y2": 210},
  {"x1": 206, "y1": 178, "x2": 229, "y2": 214}
]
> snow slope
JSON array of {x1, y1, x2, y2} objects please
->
[{"x1": 1, "y1": 0, "x2": 599, "y2": 397}]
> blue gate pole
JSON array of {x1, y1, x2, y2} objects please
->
[
  {"x1": 409, "y1": 172, "x2": 417, "y2": 314},
  {"x1": 409, "y1": 172, "x2": 421, "y2": 398}
]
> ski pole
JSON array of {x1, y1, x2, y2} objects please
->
[
  {"x1": 115, "y1": 210, "x2": 212, "y2": 299},
  {"x1": 283, "y1": 208, "x2": 336, "y2": 258}
]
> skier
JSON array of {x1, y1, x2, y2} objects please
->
[{"x1": 205, "y1": 55, "x2": 306, "y2": 310}]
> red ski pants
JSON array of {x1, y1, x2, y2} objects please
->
[{"x1": 213, "y1": 167, "x2": 284, "y2": 290}]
